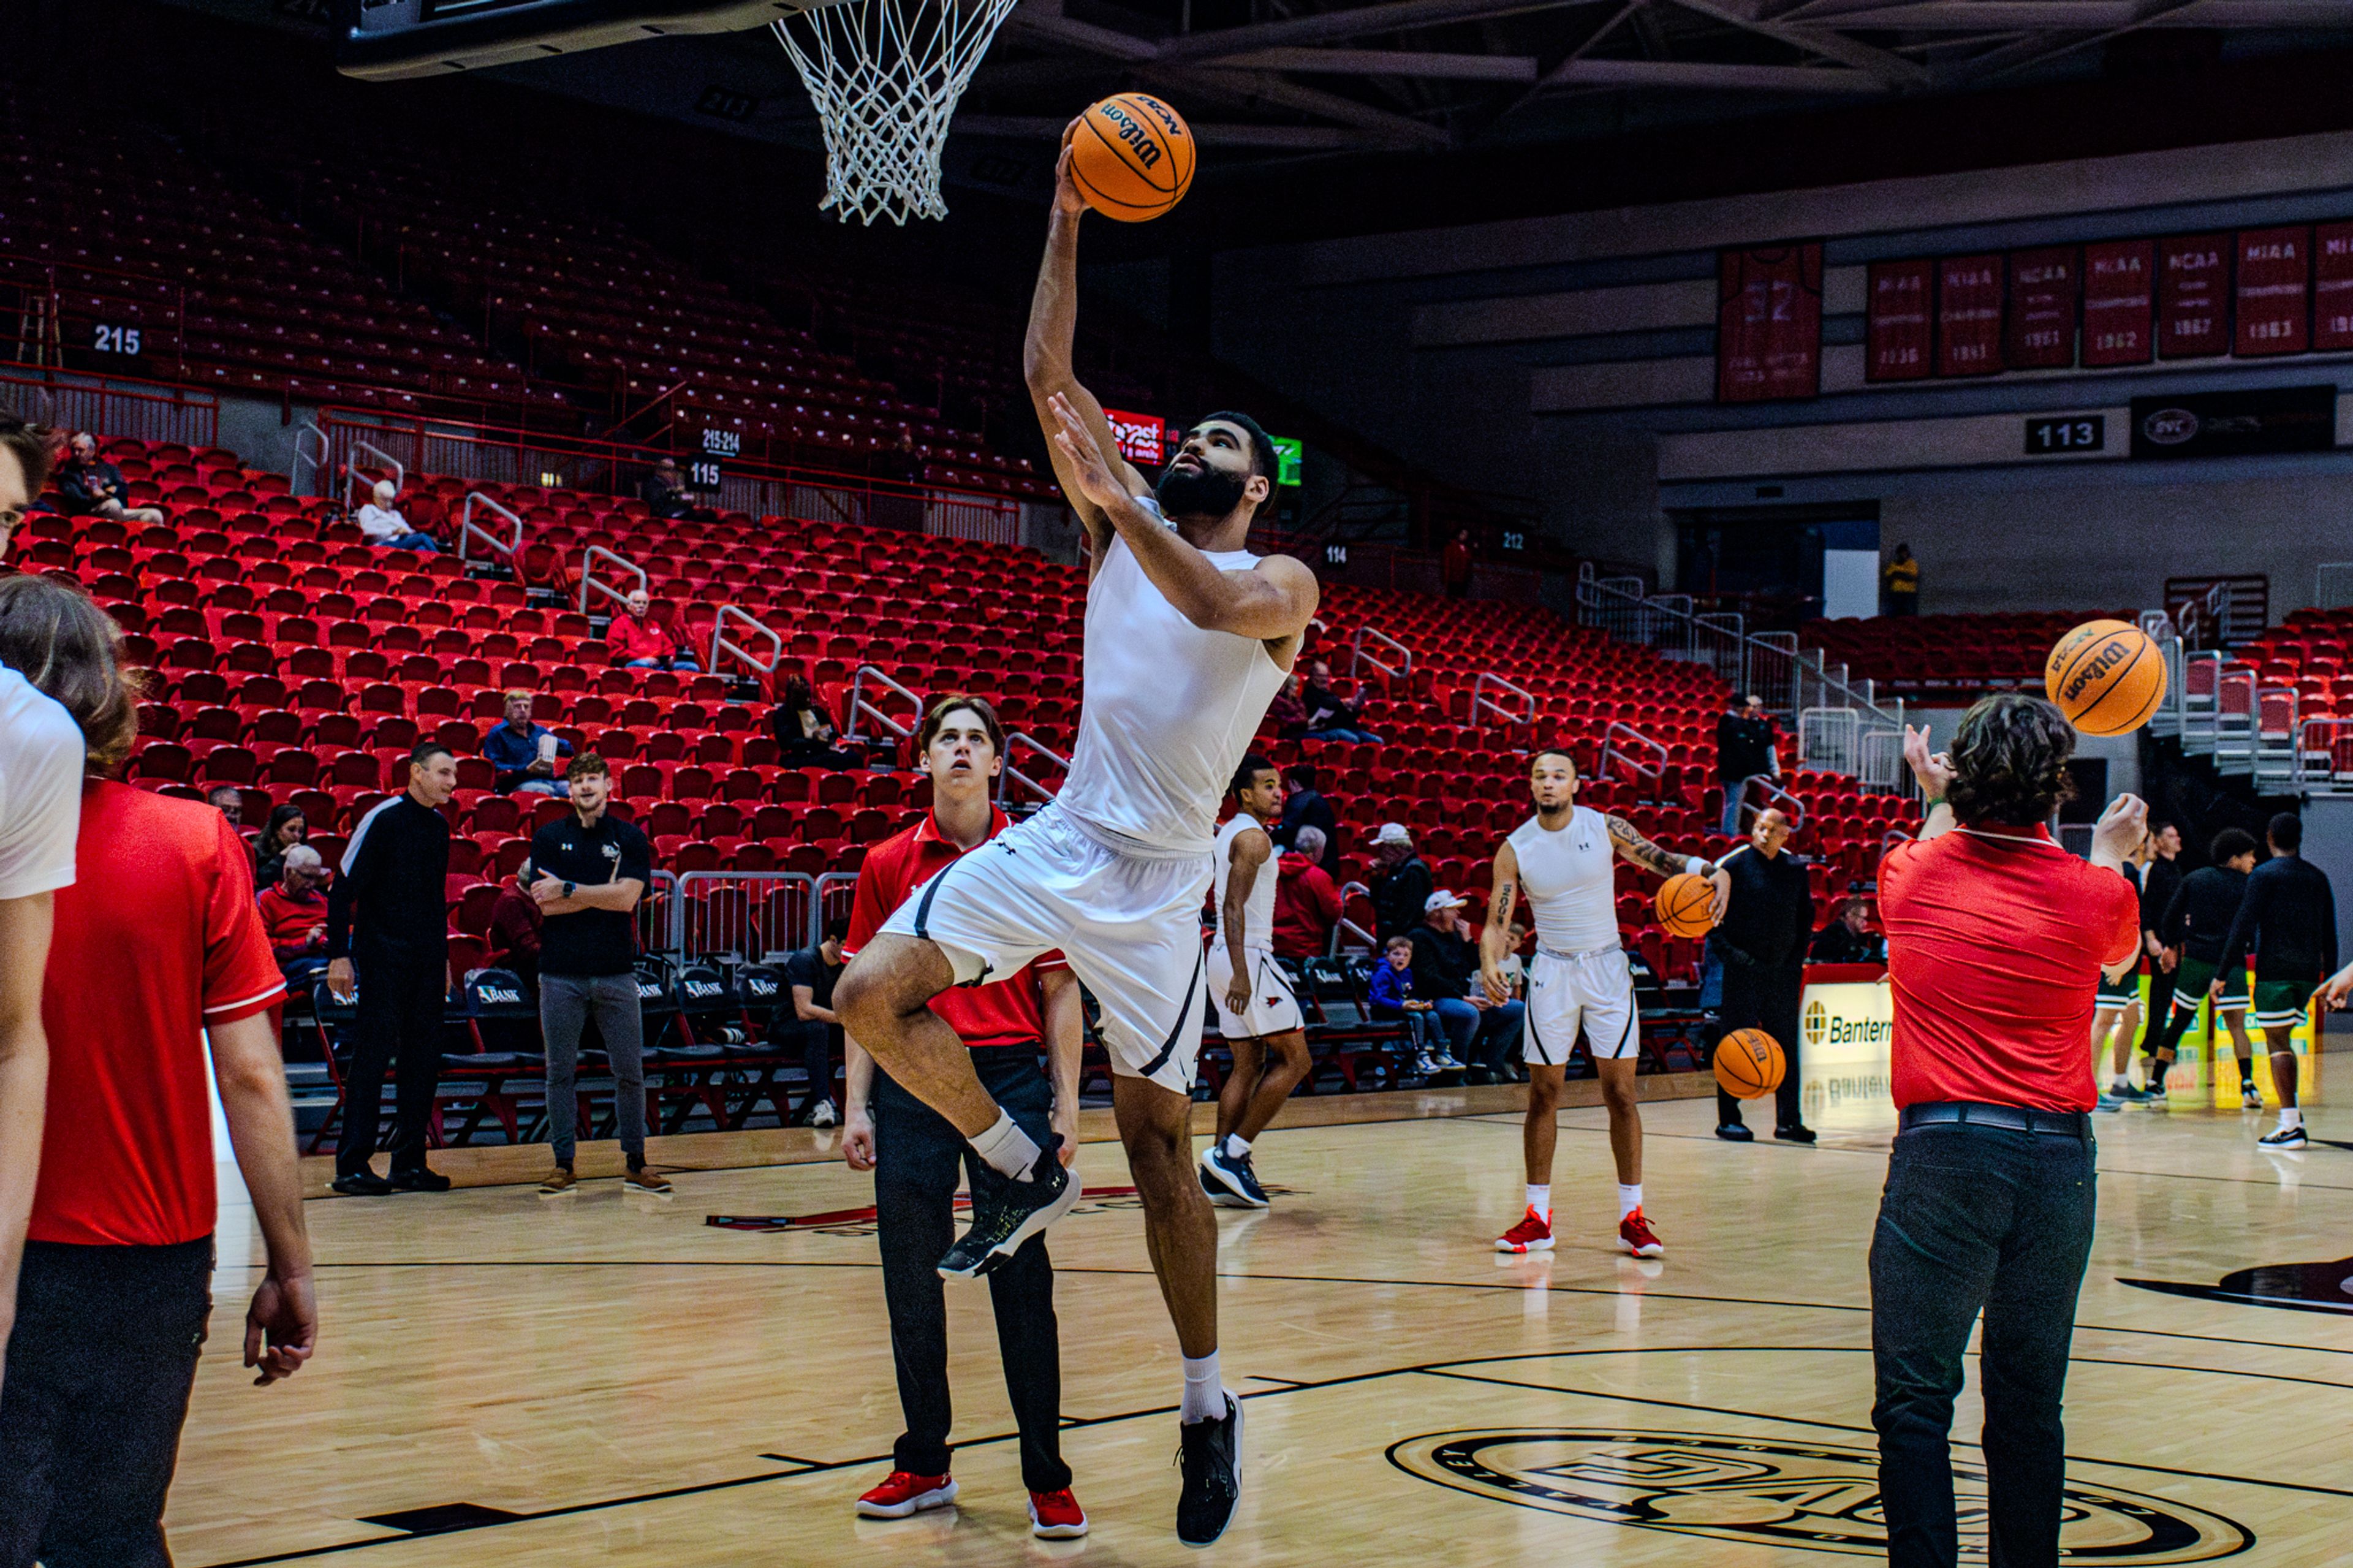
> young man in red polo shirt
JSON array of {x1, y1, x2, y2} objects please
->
[
  {"x1": 839, "y1": 695, "x2": 1088, "y2": 1539},
  {"x1": 0, "y1": 576, "x2": 316, "y2": 1564},
  {"x1": 1875, "y1": 695, "x2": 2143, "y2": 1568}
]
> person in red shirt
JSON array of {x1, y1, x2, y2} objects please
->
[
  {"x1": 1270, "y1": 825, "x2": 1342, "y2": 960},
  {"x1": 486, "y1": 865, "x2": 544, "y2": 988},
  {"x1": 0, "y1": 576, "x2": 316, "y2": 1564},
  {"x1": 607, "y1": 588, "x2": 698, "y2": 672},
  {"x1": 1873, "y1": 694, "x2": 2143, "y2": 1568},
  {"x1": 838, "y1": 695, "x2": 1089, "y2": 1540}
]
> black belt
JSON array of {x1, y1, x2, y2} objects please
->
[{"x1": 1900, "y1": 1101, "x2": 2090, "y2": 1138}]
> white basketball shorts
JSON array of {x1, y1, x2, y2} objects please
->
[
  {"x1": 1524, "y1": 946, "x2": 1639, "y2": 1066},
  {"x1": 876, "y1": 803, "x2": 1211, "y2": 1094},
  {"x1": 1207, "y1": 944, "x2": 1305, "y2": 1040}
]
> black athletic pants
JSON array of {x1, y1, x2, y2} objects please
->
[
  {"x1": 2140, "y1": 961, "x2": 2178, "y2": 1058},
  {"x1": 772, "y1": 1017, "x2": 839, "y2": 1119},
  {"x1": 873, "y1": 1050, "x2": 1070, "y2": 1493},
  {"x1": 1870, "y1": 1115, "x2": 2095, "y2": 1568},
  {"x1": 0, "y1": 1238, "x2": 213, "y2": 1568},
  {"x1": 338, "y1": 937, "x2": 448, "y2": 1177},
  {"x1": 1708, "y1": 952, "x2": 1804, "y2": 1128}
]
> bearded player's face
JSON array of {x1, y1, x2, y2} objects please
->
[
  {"x1": 1529, "y1": 753, "x2": 1578, "y2": 811},
  {"x1": 1156, "y1": 421, "x2": 1258, "y2": 518}
]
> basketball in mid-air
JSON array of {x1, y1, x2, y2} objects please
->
[
  {"x1": 2045, "y1": 619, "x2": 2167, "y2": 735},
  {"x1": 1655, "y1": 872, "x2": 1717, "y2": 937},
  {"x1": 1714, "y1": 1028, "x2": 1786, "y2": 1099},
  {"x1": 1070, "y1": 93, "x2": 1195, "y2": 222}
]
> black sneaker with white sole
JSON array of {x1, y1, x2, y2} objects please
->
[
  {"x1": 938, "y1": 1135, "x2": 1077, "y2": 1279},
  {"x1": 2258, "y1": 1123, "x2": 2308, "y2": 1149},
  {"x1": 1176, "y1": 1393, "x2": 1243, "y2": 1547},
  {"x1": 1199, "y1": 1145, "x2": 1269, "y2": 1209}
]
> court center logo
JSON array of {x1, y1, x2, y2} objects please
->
[
  {"x1": 1804, "y1": 998, "x2": 1828, "y2": 1048},
  {"x1": 1387, "y1": 1428, "x2": 2250, "y2": 1562}
]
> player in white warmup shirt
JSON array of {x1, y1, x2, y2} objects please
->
[
  {"x1": 1480, "y1": 748, "x2": 1727, "y2": 1259},
  {"x1": 833, "y1": 127, "x2": 1317, "y2": 1550},
  {"x1": 1200, "y1": 755, "x2": 1311, "y2": 1210}
]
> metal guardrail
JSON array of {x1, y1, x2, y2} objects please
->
[
  {"x1": 578, "y1": 544, "x2": 647, "y2": 616},
  {"x1": 1469, "y1": 672, "x2": 1535, "y2": 728},
  {"x1": 814, "y1": 871, "x2": 858, "y2": 938},
  {"x1": 457, "y1": 491, "x2": 523, "y2": 565},
  {"x1": 669, "y1": 870, "x2": 819, "y2": 961},
  {"x1": 1599, "y1": 721, "x2": 1668, "y2": 795},
  {"x1": 343, "y1": 438, "x2": 404, "y2": 513},
  {"x1": 710, "y1": 604, "x2": 782, "y2": 680},
  {"x1": 2297, "y1": 717, "x2": 2353, "y2": 789},
  {"x1": 1332, "y1": 879, "x2": 1376, "y2": 957},
  {"x1": 844, "y1": 662, "x2": 923, "y2": 743},
  {"x1": 999, "y1": 730, "x2": 1070, "y2": 806},
  {"x1": 292, "y1": 422, "x2": 327, "y2": 499},
  {"x1": 635, "y1": 869, "x2": 681, "y2": 960},
  {"x1": 1735, "y1": 773, "x2": 1807, "y2": 831},
  {"x1": 1348, "y1": 624, "x2": 1412, "y2": 683}
]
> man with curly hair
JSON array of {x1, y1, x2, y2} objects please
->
[{"x1": 1872, "y1": 694, "x2": 2145, "y2": 1568}]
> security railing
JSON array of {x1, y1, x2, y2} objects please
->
[
  {"x1": 634, "y1": 870, "x2": 681, "y2": 960},
  {"x1": 710, "y1": 604, "x2": 782, "y2": 681},
  {"x1": 578, "y1": 545, "x2": 646, "y2": 616},
  {"x1": 292, "y1": 422, "x2": 327, "y2": 498},
  {"x1": 999, "y1": 730, "x2": 1070, "y2": 807},
  {"x1": 1469, "y1": 671, "x2": 1536, "y2": 728},
  {"x1": 844, "y1": 663, "x2": 923, "y2": 743},
  {"x1": 457, "y1": 491, "x2": 523, "y2": 566},
  {"x1": 343, "y1": 438, "x2": 404, "y2": 513},
  {"x1": 1348, "y1": 624, "x2": 1413, "y2": 683},
  {"x1": 2254, "y1": 687, "x2": 2300, "y2": 789},
  {"x1": 1332, "y1": 881, "x2": 1377, "y2": 957},
  {"x1": 2297, "y1": 717, "x2": 2353, "y2": 790},
  {"x1": 814, "y1": 871, "x2": 859, "y2": 938},
  {"x1": 669, "y1": 871, "x2": 820, "y2": 962},
  {"x1": 1734, "y1": 773, "x2": 1808, "y2": 831},
  {"x1": 1598, "y1": 721, "x2": 1669, "y2": 797}
]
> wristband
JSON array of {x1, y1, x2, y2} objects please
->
[
  {"x1": 1683, "y1": 856, "x2": 1711, "y2": 877},
  {"x1": 1924, "y1": 797, "x2": 1947, "y2": 809}
]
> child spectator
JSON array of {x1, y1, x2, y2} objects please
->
[{"x1": 1367, "y1": 934, "x2": 1460, "y2": 1080}]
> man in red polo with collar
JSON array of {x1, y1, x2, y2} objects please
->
[
  {"x1": 1873, "y1": 694, "x2": 2144, "y2": 1568},
  {"x1": 838, "y1": 694, "x2": 1088, "y2": 1540}
]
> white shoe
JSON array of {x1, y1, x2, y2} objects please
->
[{"x1": 809, "y1": 1101, "x2": 839, "y2": 1129}]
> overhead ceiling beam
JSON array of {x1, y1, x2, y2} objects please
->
[
  {"x1": 1780, "y1": 0, "x2": 2353, "y2": 23},
  {"x1": 998, "y1": 6, "x2": 1158, "y2": 62},
  {"x1": 1548, "y1": 56, "x2": 1890, "y2": 88},
  {"x1": 1213, "y1": 46, "x2": 1540, "y2": 78},
  {"x1": 1945, "y1": 0, "x2": 2208, "y2": 81},
  {"x1": 1172, "y1": 66, "x2": 1458, "y2": 146},
  {"x1": 954, "y1": 113, "x2": 1363, "y2": 147},
  {"x1": 1153, "y1": 0, "x2": 1606, "y2": 64},
  {"x1": 1662, "y1": 0, "x2": 1933, "y2": 83}
]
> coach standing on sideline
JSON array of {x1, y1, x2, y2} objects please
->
[
  {"x1": 1706, "y1": 807, "x2": 1815, "y2": 1143},
  {"x1": 1875, "y1": 696, "x2": 2143, "y2": 1568},
  {"x1": 326, "y1": 741, "x2": 457, "y2": 1196}
]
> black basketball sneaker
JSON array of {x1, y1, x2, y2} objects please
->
[
  {"x1": 938, "y1": 1135, "x2": 1077, "y2": 1279},
  {"x1": 1175, "y1": 1393, "x2": 1243, "y2": 1546}
]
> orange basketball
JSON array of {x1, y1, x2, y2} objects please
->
[
  {"x1": 1714, "y1": 1028, "x2": 1786, "y2": 1099},
  {"x1": 1655, "y1": 872, "x2": 1716, "y2": 937},
  {"x1": 2045, "y1": 619, "x2": 2167, "y2": 736},
  {"x1": 1070, "y1": 94, "x2": 1195, "y2": 222}
]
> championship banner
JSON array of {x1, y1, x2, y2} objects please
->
[
  {"x1": 2234, "y1": 225, "x2": 2311, "y2": 357},
  {"x1": 2004, "y1": 246, "x2": 2078, "y2": 369},
  {"x1": 1716, "y1": 244, "x2": 1822, "y2": 403},
  {"x1": 2081, "y1": 238, "x2": 2154, "y2": 366},
  {"x1": 2158, "y1": 234, "x2": 2230, "y2": 358},
  {"x1": 2316, "y1": 222, "x2": 2353, "y2": 352},
  {"x1": 1864, "y1": 259, "x2": 1933, "y2": 382},
  {"x1": 1934, "y1": 254, "x2": 2002, "y2": 377}
]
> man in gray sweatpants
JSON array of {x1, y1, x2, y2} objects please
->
[{"x1": 525, "y1": 754, "x2": 670, "y2": 1194}]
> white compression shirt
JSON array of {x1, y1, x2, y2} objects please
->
[
  {"x1": 0, "y1": 664, "x2": 85, "y2": 901},
  {"x1": 1055, "y1": 497, "x2": 1291, "y2": 858},
  {"x1": 1506, "y1": 805, "x2": 1621, "y2": 953},
  {"x1": 1212, "y1": 811, "x2": 1278, "y2": 947}
]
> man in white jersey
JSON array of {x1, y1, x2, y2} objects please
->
[
  {"x1": 1481, "y1": 749, "x2": 1727, "y2": 1259},
  {"x1": 1200, "y1": 755, "x2": 1311, "y2": 1210},
  {"x1": 833, "y1": 126, "x2": 1317, "y2": 1549}
]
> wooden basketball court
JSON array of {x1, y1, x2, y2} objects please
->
[{"x1": 177, "y1": 1085, "x2": 2351, "y2": 1566}]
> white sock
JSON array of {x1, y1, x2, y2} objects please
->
[
  {"x1": 2280, "y1": 1107, "x2": 2303, "y2": 1131},
  {"x1": 1224, "y1": 1134, "x2": 1251, "y2": 1160},
  {"x1": 1525, "y1": 1183, "x2": 1550, "y2": 1220},
  {"x1": 969, "y1": 1110, "x2": 1042, "y2": 1180},
  {"x1": 1180, "y1": 1352, "x2": 1226, "y2": 1424},
  {"x1": 1618, "y1": 1183, "x2": 1642, "y2": 1220},
  {"x1": 2111, "y1": 1077, "x2": 2133, "y2": 1092}
]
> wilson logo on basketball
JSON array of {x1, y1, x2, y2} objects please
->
[
  {"x1": 1099, "y1": 104, "x2": 1164, "y2": 168},
  {"x1": 2063, "y1": 639, "x2": 2135, "y2": 702}
]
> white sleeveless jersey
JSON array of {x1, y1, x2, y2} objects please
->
[
  {"x1": 1212, "y1": 812, "x2": 1278, "y2": 948},
  {"x1": 1055, "y1": 499, "x2": 1291, "y2": 858},
  {"x1": 1507, "y1": 805, "x2": 1621, "y2": 953}
]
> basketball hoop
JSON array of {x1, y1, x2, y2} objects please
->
[{"x1": 772, "y1": 0, "x2": 1020, "y2": 225}]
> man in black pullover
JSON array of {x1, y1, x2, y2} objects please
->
[
  {"x1": 2157, "y1": 827, "x2": 2259, "y2": 1112},
  {"x1": 2216, "y1": 812, "x2": 2336, "y2": 1149},
  {"x1": 325, "y1": 741, "x2": 457, "y2": 1195},
  {"x1": 1707, "y1": 809, "x2": 1816, "y2": 1143}
]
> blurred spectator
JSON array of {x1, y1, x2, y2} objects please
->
[
  {"x1": 1266, "y1": 669, "x2": 1308, "y2": 736},
  {"x1": 1276, "y1": 763, "x2": 1340, "y2": 871},
  {"x1": 355, "y1": 480, "x2": 439, "y2": 553},
  {"x1": 254, "y1": 805, "x2": 308, "y2": 889},
  {"x1": 1300, "y1": 661, "x2": 1380, "y2": 743},
  {"x1": 1367, "y1": 934, "x2": 1460, "y2": 1078},
  {"x1": 256, "y1": 846, "x2": 333, "y2": 988},
  {"x1": 1882, "y1": 542, "x2": 1919, "y2": 616},
  {"x1": 609, "y1": 589, "x2": 699, "y2": 672},
  {"x1": 487, "y1": 865, "x2": 544, "y2": 989},
  {"x1": 483, "y1": 689, "x2": 571, "y2": 797},
  {"x1": 54, "y1": 433, "x2": 164, "y2": 525},
  {"x1": 638, "y1": 458, "x2": 714, "y2": 522},
  {"x1": 206, "y1": 783, "x2": 243, "y2": 828},
  {"x1": 1368, "y1": 822, "x2": 1431, "y2": 942},
  {"x1": 1408, "y1": 890, "x2": 1525, "y2": 1083},
  {"x1": 770, "y1": 673, "x2": 858, "y2": 769},
  {"x1": 1810, "y1": 896, "x2": 1886, "y2": 964},
  {"x1": 779, "y1": 917, "x2": 849, "y2": 1127},
  {"x1": 1715, "y1": 694, "x2": 1779, "y2": 836},
  {"x1": 1442, "y1": 530, "x2": 1473, "y2": 598},
  {"x1": 1271, "y1": 827, "x2": 1343, "y2": 959}
]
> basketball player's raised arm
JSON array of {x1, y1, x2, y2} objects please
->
[
  {"x1": 1040, "y1": 968, "x2": 1083, "y2": 1168},
  {"x1": 1479, "y1": 839, "x2": 1520, "y2": 1006},
  {"x1": 1221, "y1": 827, "x2": 1273, "y2": 1015},
  {"x1": 1605, "y1": 814, "x2": 1731, "y2": 919}
]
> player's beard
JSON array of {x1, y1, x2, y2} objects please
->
[{"x1": 1156, "y1": 459, "x2": 1248, "y2": 520}]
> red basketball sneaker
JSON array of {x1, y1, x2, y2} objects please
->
[
  {"x1": 1495, "y1": 1205, "x2": 1553, "y2": 1253},
  {"x1": 1618, "y1": 1207, "x2": 1664, "y2": 1259},
  {"x1": 1028, "y1": 1487, "x2": 1090, "y2": 1539},
  {"x1": 855, "y1": 1471, "x2": 958, "y2": 1518}
]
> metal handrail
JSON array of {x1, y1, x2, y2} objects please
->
[
  {"x1": 999, "y1": 730, "x2": 1070, "y2": 807},
  {"x1": 292, "y1": 422, "x2": 327, "y2": 499},
  {"x1": 457, "y1": 491, "x2": 523, "y2": 565},
  {"x1": 343, "y1": 438, "x2": 404, "y2": 513},
  {"x1": 1469, "y1": 671, "x2": 1536, "y2": 727},
  {"x1": 669, "y1": 869, "x2": 819, "y2": 961},
  {"x1": 844, "y1": 663, "x2": 924, "y2": 743},
  {"x1": 814, "y1": 871, "x2": 860, "y2": 949},
  {"x1": 1331, "y1": 879, "x2": 1376, "y2": 956},
  {"x1": 1736, "y1": 773, "x2": 1806, "y2": 831},
  {"x1": 1599, "y1": 720, "x2": 1669, "y2": 792},
  {"x1": 1348, "y1": 624, "x2": 1413, "y2": 683},
  {"x1": 710, "y1": 604, "x2": 782, "y2": 680},
  {"x1": 578, "y1": 544, "x2": 647, "y2": 616}
]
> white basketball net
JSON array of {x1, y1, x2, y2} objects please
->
[{"x1": 772, "y1": 0, "x2": 1020, "y2": 225}]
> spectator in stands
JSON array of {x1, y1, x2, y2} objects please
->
[
  {"x1": 206, "y1": 782, "x2": 244, "y2": 828},
  {"x1": 1272, "y1": 827, "x2": 1343, "y2": 960},
  {"x1": 610, "y1": 589, "x2": 699, "y2": 672},
  {"x1": 638, "y1": 458, "x2": 713, "y2": 522},
  {"x1": 1300, "y1": 661, "x2": 1381, "y2": 744},
  {"x1": 879, "y1": 427, "x2": 923, "y2": 487},
  {"x1": 355, "y1": 480, "x2": 439, "y2": 553},
  {"x1": 257, "y1": 845, "x2": 334, "y2": 990},
  {"x1": 1275, "y1": 764, "x2": 1341, "y2": 873},
  {"x1": 1265, "y1": 669, "x2": 1308, "y2": 737},
  {"x1": 771, "y1": 673, "x2": 858, "y2": 770},
  {"x1": 484, "y1": 689, "x2": 571, "y2": 798},
  {"x1": 1715, "y1": 694, "x2": 1779, "y2": 837},
  {"x1": 1811, "y1": 896, "x2": 1885, "y2": 964},
  {"x1": 779, "y1": 918, "x2": 850, "y2": 1127},
  {"x1": 1368, "y1": 934, "x2": 1460, "y2": 1079},
  {"x1": 254, "y1": 804, "x2": 308, "y2": 888},
  {"x1": 488, "y1": 864, "x2": 544, "y2": 990},
  {"x1": 1410, "y1": 890, "x2": 1525, "y2": 1083},
  {"x1": 53, "y1": 433, "x2": 164, "y2": 526},
  {"x1": 1882, "y1": 543, "x2": 1919, "y2": 616},
  {"x1": 1442, "y1": 530, "x2": 1473, "y2": 599},
  {"x1": 1369, "y1": 823, "x2": 1432, "y2": 942}
]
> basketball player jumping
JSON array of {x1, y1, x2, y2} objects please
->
[
  {"x1": 1200, "y1": 754, "x2": 1313, "y2": 1210},
  {"x1": 833, "y1": 129, "x2": 1316, "y2": 1548},
  {"x1": 1480, "y1": 749, "x2": 1728, "y2": 1259}
]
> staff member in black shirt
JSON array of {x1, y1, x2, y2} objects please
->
[
  {"x1": 1708, "y1": 808, "x2": 1816, "y2": 1143},
  {"x1": 2215, "y1": 812, "x2": 2336, "y2": 1149},
  {"x1": 326, "y1": 741, "x2": 457, "y2": 1195},
  {"x1": 2156, "y1": 827, "x2": 2260, "y2": 1110},
  {"x1": 529, "y1": 755, "x2": 666, "y2": 1194},
  {"x1": 2136, "y1": 820, "x2": 2184, "y2": 1091},
  {"x1": 1715, "y1": 695, "x2": 1778, "y2": 837},
  {"x1": 780, "y1": 920, "x2": 850, "y2": 1127}
]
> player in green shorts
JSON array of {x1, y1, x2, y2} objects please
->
[
  {"x1": 2094, "y1": 831, "x2": 2153, "y2": 1108},
  {"x1": 2215, "y1": 812, "x2": 2338, "y2": 1149},
  {"x1": 2156, "y1": 828, "x2": 2259, "y2": 1109}
]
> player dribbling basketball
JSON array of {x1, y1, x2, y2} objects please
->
[
  {"x1": 1480, "y1": 748, "x2": 1728, "y2": 1259},
  {"x1": 1201, "y1": 755, "x2": 1311, "y2": 1209}
]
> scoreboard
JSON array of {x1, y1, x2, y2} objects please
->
[{"x1": 332, "y1": 0, "x2": 825, "y2": 79}]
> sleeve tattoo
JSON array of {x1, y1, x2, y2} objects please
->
[{"x1": 1606, "y1": 814, "x2": 1697, "y2": 880}]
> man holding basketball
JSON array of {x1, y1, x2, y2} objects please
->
[
  {"x1": 1705, "y1": 807, "x2": 1816, "y2": 1143},
  {"x1": 1480, "y1": 749, "x2": 1727, "y2": 1259},
  {"x1": 833, "y1": 121, "x2": 1315, "y2": 1548}
]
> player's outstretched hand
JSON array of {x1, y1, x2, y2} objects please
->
[
  {"x1": 2090, "y1": 792, "x2": 2148, "y2": 868},
  {"x1": 1903, "y1": 725, "x2": 1954, "y2": 801},
  {"x1": 2324, "y1": 966, "x2": 2353, "y2": 1010},
  {"x1": 1480, "y1": 962, "x2": 1510, "y2": 1007},
  {"x1": 1053, "y1": 130, "x2": 1088, "y2": 219},
  {"x1": 1045, "y1": 392, "x2": 1128, "y2": 512},
  {"x1": 244, "y1": 1269, "x2": 317, "y2": 1387}
]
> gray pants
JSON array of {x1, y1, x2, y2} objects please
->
[{"x1": 540, "y1": 972, "x2": 646, "y2": 1166}]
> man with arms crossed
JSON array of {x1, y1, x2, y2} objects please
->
[
  {"x1": 2213, "y1": 811, "x2": 2335, "y2": 1149},
  {"x1": 1481, "y1": 748, "x2": 1728, "y2": 1259},
  {"x1": 1201, "y1": 754, "x2": 1313, "y2": 1210},
  {"x1": 840, "y1": 697, "x2": 1089, "y2": 1539},
  {"x1": 834, "y1": 127, "x2": 1315, "y2": 1547}
]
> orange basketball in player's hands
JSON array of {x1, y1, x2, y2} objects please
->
[
  {"x1": 1070, "y1": 94, "x2": 1195, "y2": 222},
  {"x1": 2045, "y1": 619, "x2": 2167, "y2": 736},
  {"x1": 1655, "y1": 872, "x2": 1717, "y2": 937},
  {"x1": 1714, "y1": 1028, "x2": 1786, "y2": 1099}
]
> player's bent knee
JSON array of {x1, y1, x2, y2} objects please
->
[{"x1": 833, "y1": 935, "x2": 953, "y2": 1034}]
